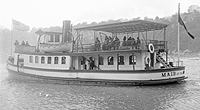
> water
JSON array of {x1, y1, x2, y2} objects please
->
[{"x1": 1, "y1": 57, "x2": 200, "y2": 110}]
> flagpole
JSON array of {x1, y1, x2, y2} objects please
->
[
  {"x1": 11, "y1": 19, "x2": 13, "y2": 56},
  {"x1": 177, "y1": 3, "x2": 180, "y2": 66}
]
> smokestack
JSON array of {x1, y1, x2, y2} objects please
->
[{"x1": 62, "y1": 20, "x2": 72, "y2": 42}]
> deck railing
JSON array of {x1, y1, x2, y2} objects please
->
[{"x1": 73, "y1": 40, "x2": 167, "y2": 52}]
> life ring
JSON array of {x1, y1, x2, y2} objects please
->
[
  {"x1": 148, "y1": 43, "x2": 154, "y2": 53},
  {"x1": 145, "y1": 56, "x2": 151, "y2": 69},
  {"x1": 145, "y1": 56, "x2": 151, "y2": 65}
]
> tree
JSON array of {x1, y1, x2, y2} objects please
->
[
  {"x1": 187, "y1": 5, "x2": 200, "y2": 13},
  {"x1": 155, "y1": 16, "x2": 160, "y2": 21}
]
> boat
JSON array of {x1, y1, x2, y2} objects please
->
[
  {"x1": 6, "y1": 20, "x2": 187, "y2": 86},
  {"x1": 37, "y1": 31, "x2": 73, "y2": 53},
  {"x1": 35, "y1": 21, "x2": 73, "y2": 53},
  {"x1": 39, "y1": 41, "x2": 73, "y2": 53}
]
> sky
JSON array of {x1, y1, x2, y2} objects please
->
[{"x1": 0, "y1": 0, "x2": 200, "y2": 29}]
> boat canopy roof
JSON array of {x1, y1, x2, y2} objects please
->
[
  {"x1": 74, "y1": 20, "x2": 168, "y2": 33},
  {"x1": 35, "y1": 29, "x2": 62, "y2": 35}
]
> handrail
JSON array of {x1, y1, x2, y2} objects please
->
[
  {"x1": 167, "y1": 54, "x2": 184, "y2": 66},
  {"x1": 168, "y1": 54, "x2": 176, "y2": 63},
  {"x1": 175, "y1": 61, "x2": 184, "y2": 66},
  {"x1": 73, "y1": 39, "x2": 167, "y2": 52},
  {"x1": 156, "y1": 54, "x2": 171, "y2": 68}
]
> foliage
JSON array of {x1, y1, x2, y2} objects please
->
[{"x1": 1, "y1": 5, "x2": 200, "y2": 54}]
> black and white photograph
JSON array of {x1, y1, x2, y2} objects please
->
[{"x1": 1, "y1": 0, "x2": 200, "y2": 109}]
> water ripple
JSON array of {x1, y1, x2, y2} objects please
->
[{"x1": 1, "y1": 58, "x2": 200, "y2": 110}]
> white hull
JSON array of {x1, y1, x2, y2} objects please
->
[
  {"x1": 7, "y1": 61, "x2": 187, "y2": 85},
  {"x1": 39, "y1": 42, "x2": 73, "y2": 53}
]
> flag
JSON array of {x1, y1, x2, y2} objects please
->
[
  {"x1": 178, "y1": 10, "x2": 195, "y2": 39},
  {"x1": 12, "y1": 19, "x2": 30, "y2": 31}
]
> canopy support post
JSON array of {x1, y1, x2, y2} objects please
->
[
  {"x1": 117, "y1": 54, "x2": 119, "y2": 70},
  {"x1": 98, "y1": 54, "x2": 100, "y2": 70},
  {"x1": 146, "y1": 31, "x2": 147, "y2": 43},
  {"x1": 132, "y1": 53, "x2": 135, "y2": 70},
  {"x1": 164, "y1": 28, "x2": 167, "y2": 62}
]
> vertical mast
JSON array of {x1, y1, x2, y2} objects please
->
[
  {"x1": 10, "y1": 19, "x2": 13, "y2": 56},
  {"x1": 177, "y1": 3, "x2": 180, "y2": 66}
]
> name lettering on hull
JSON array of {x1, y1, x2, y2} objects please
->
[{"x1": 161, "y1": 71, "x2": 184, "y2": 77}]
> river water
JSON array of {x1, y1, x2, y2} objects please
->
[{"x1": 0, "y1": 57, "x2": 200, "y2": 110}]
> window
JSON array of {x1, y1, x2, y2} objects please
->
[
  {"x1": 54, "y1": 57, "x2": 59, "y2": 64},
  {"x1": 41, "y1": 56, "x2": 45, "y2": 64},
  {"x1": 35, "y1": 56, "x2": 39, "y2": 63},
  {"x1": 80, "y1": 56, "x2": 86, "y2": 65},
  {"x1": 108, "y1": 56, "x2": 114, "y2": 65},
  {"x1": 129, "y1": 55, "x2": 136, "y2": 65},
  {"x1": 62, "y1": 57, "x2": 66, "y2": 64},
  {"x1": 99, "y1": 56, "x2": 104, "y2": 65},
  {"x1": 49, "y1": 35, "x2": 54, "y2": 42},
  {"x1": 55, "y1": 35, "x2": 60, "y2": 42},
  {"x1": 118, "y1": 56, "x2": 124, "y2": 65},
  {"x1": 29, "y1": 56, "x2": 33, "y2": 63},
  {"x1": 48, "y1": 57, "x2": 51, "y2": 64}
]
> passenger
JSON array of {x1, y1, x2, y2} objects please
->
[
  {"x1": 25, "y1": 41, "x2": 30, "y2": 46},
  {"x1": 113, "y1": 36, "x2": 120, "y2": 50},
  {"x1": 88, "y1": 57, "x2": 95, "y2": 70},
  {"x1": 136, "y1": 37, "x2": 141, "y2": 49},
  {"x1": 127, "y1": 37, "x2": 132, "y2": 46},
  {"x1": 105, "y1": 36, "x2": 109, "y2": 45},
  {"x1": 21, "y1": 41, "x2": 25, "y2": 45},
  {"x1": 105, "y1": 36, "x2": 109, "y2": 42},
  {"x1": 81, "y1": 57, "x2": 87, "y2": 70},
  {"x1": 115, "y1": 36, "x2": 120, "y2": 41},
  {"x1": 123, "y1": 36, "x2": 126, "y2": 41},
  {"x1": 95, "y1": 37, "x2": 101, "y2": 51},
  {"x1": 131, "y1": 38, "x2": 136, "y2": 49},
  {"x1": 14, "y1": 40, "x2": 19, "y2": 45},
  {"x1": 108, "y1": 36, "x2": 113, "y2": 50},
  {"x1": 128, "y1": 37, "x2": 132, "y2": 40},
  {"x1": 102, "y1": 36, "x2": 109, "y2": 50},
  {"x1": 108, "y1": 36, "x2": 113, "y2": 43},
  {"x1": 122, "y1": 36, "x2": 127, "y2": 46}
]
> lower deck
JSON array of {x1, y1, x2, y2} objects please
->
[
  {"x1": 7, "y1": 51, "x2": 187, "y2": 86},
  {"x1": 7, "y1": 59, "x2": 187, "y2": 85},
  {"x1": 12, "y1": 50, "x2": 163, "y2": 71}
]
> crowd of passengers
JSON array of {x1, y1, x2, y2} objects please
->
[
  {"x1": 14, "y1": 40, "x2": 30, "y2": 46},
  {"x1": 94, "y1": 36, "x2": 141, "y2": 51}
]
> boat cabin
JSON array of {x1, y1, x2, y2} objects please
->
[{"x1": 40, "y1": 31, "x2": 62, "y2": 44}]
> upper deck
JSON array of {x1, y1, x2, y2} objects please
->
[
  {"x1": 73, "y1": 20, "x2": 168, "y2": 53},
  {"x1": 72, "y1": 39, "x2": 167, "y2": 53},
  {"x1": 15, "y1": 20, "x2": 168, "y2": 55}
]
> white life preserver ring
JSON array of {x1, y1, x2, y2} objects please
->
[
  {"x1": 148, "y1": 43, "x2": 154, "y2": 53},
  {"x1": 145, "y1": 56, "x2": 151, "y2": 65}
]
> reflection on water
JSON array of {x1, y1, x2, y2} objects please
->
[{"x1": 1, "y1": 57, "x2": 200, "y2": 110}]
